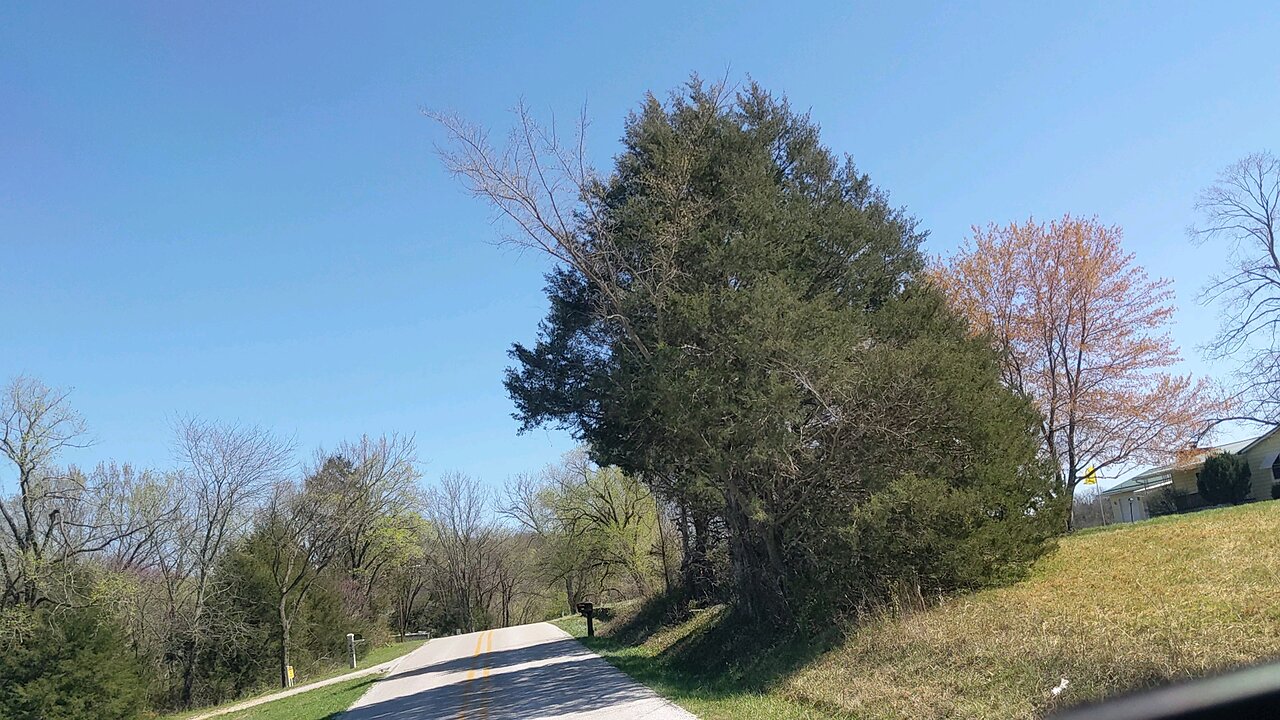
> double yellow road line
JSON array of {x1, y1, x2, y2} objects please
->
[{"x1": 458, "y1": 629, "x2": 494, "y2": 719}]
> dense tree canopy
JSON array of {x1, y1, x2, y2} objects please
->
[{"x1": 437, "y1": 79, "x2": 1062, "y2": 622}]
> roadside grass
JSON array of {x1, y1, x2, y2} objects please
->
[
  {"x1": 213, "y1": 675, "x2": 376, "y2": 720},
  {"x1": 155, "y1": 639, "x2": 424, "y2": 720},
  {"x1": 557, "y1": 501, "x2": 1280, "y2": 719}
]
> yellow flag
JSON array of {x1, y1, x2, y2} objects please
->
[{"x1": 1083, "y1": 466, "x2": 1097, "y2": 485}]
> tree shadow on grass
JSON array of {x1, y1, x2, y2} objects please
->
[{"x1": 580, "y1": 594, "x2": 844, "y2": 697}]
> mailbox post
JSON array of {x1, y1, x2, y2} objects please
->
[
  {"x1": 576, "y1": 601, "x2": 595, "y2": 637},
  {"x1": 346, "y1": 632, "x2": 365, "y2": 668}
]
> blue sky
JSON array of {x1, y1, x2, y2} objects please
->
[{"x1": 3, "y1": 1, "x2": 1278, "y2": 489}]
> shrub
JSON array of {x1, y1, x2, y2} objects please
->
[
  {"x1": 0, "y1": 607, "x2": 145, "y2": 720},
  {"x1": 1196, "y1": 452, "x2": 1253, "y2": 505},
  {"x1": 1145, "y1": 486, "x2": 1182, "y2": 517},
  {"x1": 1271, "y1": 482, "x2": 1280, "y2": 500}
]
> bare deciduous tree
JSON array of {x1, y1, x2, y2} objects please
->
[
  {"x1": 424, "y1": 471, "x2": 496, "y2": 632},
  {"x1": 262, "y1": 460, "x2": 353, "y2": 689},
  {"x1": 326, "y1": 434, "x2": 422, "y2": 611},
  {"x1": 84, "y1": 462, "x2": 176, "y2": 573},
  {"x1": 426, "y1": 102, "x2": 678, "y2": 361},
  {"x1": 1192, "y1": 152, "x2": 1280, "y2": 424},
  {"x1": 168, "y1": 416, "x2": 293, "y2": 706},
  {"x1": 0, "y1": 376, "x2": 161, "y2": 608}
]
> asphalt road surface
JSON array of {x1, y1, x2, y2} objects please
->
[{"x1": 343, "y1": 622, "x2": 697, "y2": 720}]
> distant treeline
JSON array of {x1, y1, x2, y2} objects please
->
[{"x1": 0, "y1": 376, "x2": 671, "y2": 719}]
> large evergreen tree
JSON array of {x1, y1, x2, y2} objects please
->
[{"x1": 438, "y1": 78, "x2": 1061, "y2": 622}]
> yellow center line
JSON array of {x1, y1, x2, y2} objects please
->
[
  {"x1": 457, "y1": 630, "x2": 491, "y2": 720},
  {"x1": 480, "y1": 630, "x2": 494, "y2": 719},
  {"x1": 466, "y1": 630, "x2": 486, "y2": 679}
]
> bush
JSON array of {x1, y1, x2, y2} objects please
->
[
  {"x1": 1196, "y1": 452, "x2": 1253, "y2": 505},
  {"x1": 0, "y1": 607, "x2": 145, "y2": 720},
  {"x1": 1272, "y1": 482, "x2": 1280, "y2": 500},
  {"x1": 1145, "y1": 486, "x2": 1182, "y2": 517}
]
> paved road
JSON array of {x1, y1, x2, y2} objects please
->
[{"x1": 343, "y1": 622, "x2": 696, "y2": 720}]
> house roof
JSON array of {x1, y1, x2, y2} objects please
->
[{"x1": 1100, "y1": 431, "x2": 1274, "y2": 497}]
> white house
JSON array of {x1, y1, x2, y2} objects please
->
[{"x1": 1101, "y1": 428, "x2": 1280, "y2": 523}]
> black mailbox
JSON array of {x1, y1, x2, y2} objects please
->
[{"x1": 576, "y1": 601, "x2": 596, "y2": 637}]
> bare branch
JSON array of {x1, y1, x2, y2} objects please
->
[{"x1": 1191, "y1": 151, "x2": 1280, "y2": 422}]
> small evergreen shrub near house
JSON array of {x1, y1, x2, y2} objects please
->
[
  {"x1": 1271, "y1": 482, "x2": 1280, "y2": 500},
  {"x1": 1196, "y1": 452, "x2": 1253, "y2": 506}
]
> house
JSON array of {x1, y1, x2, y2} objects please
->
[{"x1": 1101, "y1": 428, "x2": 1280, "y2": 523}]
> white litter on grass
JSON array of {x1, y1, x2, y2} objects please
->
[{"x1": 1051, "y1": 677, "x2": 1071, "y2": 696}]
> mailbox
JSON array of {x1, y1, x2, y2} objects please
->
[
  {"x1": 576, "y1": 601, "x2": 596, "y2": 637},
  {"x1": 346, "y1": 632, "x2": 366, "y2": 669}
]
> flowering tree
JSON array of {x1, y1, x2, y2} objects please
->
[{"x1": 932, "y1": 216, "x2": 1221, "y2": 528}]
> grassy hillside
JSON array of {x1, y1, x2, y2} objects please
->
[{"x1": 555, "y1": 501, "x2": 1280, "y2": 719}]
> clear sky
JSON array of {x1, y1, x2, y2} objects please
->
[{"x1": 4, "y1": 1, "x2": 1278, "y2": 489}]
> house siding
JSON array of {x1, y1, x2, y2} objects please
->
[
  {"x1": 1167, "y1": 469, "x2": 1208, "y2": 509},
  {"x1": 1242, "y1": 430, "x2": 1280, "y2": 501},
  {"x1": 1166, "y1": 437, "x2": 1278, "y2": 504}
]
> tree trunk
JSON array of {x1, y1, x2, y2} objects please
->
[
  {"x1": 659, "y1": 525, "x2": 673, "y2": 594},
  {"x1": 180, "y1": 639, "x2": 198, "y2": 707},
  {"x1": 677, "y1": 501, "x2": 694, "y2": 594},
  {"x1": 1064, "y1": 469, "x2": 1078, "y2": 532},
  {"x1": 689, "y1": 509, "x2": 713, "y2": 601},
  {"x1": 722, "y1": 490, "x2": 789, "y2": 623},
  {"x1": 278, "y1": 599, "x2": 291, "y2": 689}
]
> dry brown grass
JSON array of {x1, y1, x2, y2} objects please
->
[{"x1": 781, "y1": 501, "x2": 1280, "y2": 718}]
